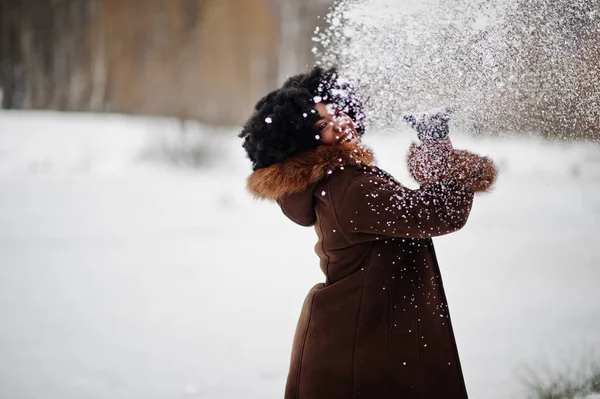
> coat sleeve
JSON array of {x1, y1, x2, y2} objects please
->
[{"x1": 335, "y1": 172, "x2": 474, "y2": 243}]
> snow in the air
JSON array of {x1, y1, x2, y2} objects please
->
[
  {"x1": 316, "y1": 0, "x2": 600, "y2": 139},
  {"x1": 0, "y1": 110, "x2": 599, "y2": 399}
]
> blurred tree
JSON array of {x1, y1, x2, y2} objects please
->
[
  {"x1": 276, "y1": 0, "x2": 334, "y2": 83},
  {"x1": 0, "y1": 0, "x2": 334, "y2": 126},
  {"x1": 0, "y1": 0, "x2": 99, "y2": 110},
  {"x1": 97, "y1": 0, "x2": 282, "y2": 125}
]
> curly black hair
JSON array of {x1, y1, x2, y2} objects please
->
[{"x1": 240, "y1": 66, "x2": 366, "y2": 170}]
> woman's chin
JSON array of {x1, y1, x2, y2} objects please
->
[
  {"x1": 338, "y1": 132, "x2": 359, "y2": 145},
  {"x1": 337, "y1": 138, "x2": 360, "y2": 147}
]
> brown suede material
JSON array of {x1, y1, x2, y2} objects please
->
[
  {"x1": 247, "y1": 143, "x2": 497, "y2": 399},
  {"x1": 407, "y1": 142, "x2": 498, "y2": 193}
]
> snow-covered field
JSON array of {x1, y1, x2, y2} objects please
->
[{"x1": 1, "y1": 111, "x2": 599, "y2": 399}]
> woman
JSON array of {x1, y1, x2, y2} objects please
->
[{"x1": 240, "y1": 67, "x2": 497, "y2": 399}]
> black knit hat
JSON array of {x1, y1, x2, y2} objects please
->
[{"x1": 240, "y1": 66, "x2": 366, "y2": 170}]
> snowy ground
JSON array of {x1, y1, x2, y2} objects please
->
[{"x1": 0, "y1": 111, "x2": 599, "y2": 399}]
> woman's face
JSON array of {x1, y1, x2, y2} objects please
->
[{"x1": 313, "y1": 102, "x2": 360, "y2": 146}]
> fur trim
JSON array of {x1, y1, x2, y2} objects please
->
[
  {"x1": 408, "y1": 143, "x2": 498, "y2": 193},
  {"x1": 247, "y1": 143, "x2": 375, "y2": 200}
]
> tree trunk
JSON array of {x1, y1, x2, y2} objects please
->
[
  {"x1": 0, "y1": 0, "x2": 97, "y2": 111},
  {"x1": 0, "y1": 0, "x2": 20, "y2": 108}
]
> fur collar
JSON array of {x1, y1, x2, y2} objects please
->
[{"x1": 247, "y1": 143, "x2": 375, "y2": 200}]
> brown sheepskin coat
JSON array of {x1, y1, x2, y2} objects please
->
[{"x1": 247, "y1": 142, "x2": 497, "y2": 399}]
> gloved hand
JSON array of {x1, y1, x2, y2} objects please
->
[
  {"x1": 403, "y1": 107, "x2": 454, "y2": 142},
  {"x1": 407, "y1": 144, "x2": 498, "y2": 193},
  {"x1": 404, "y1": 107, "x2": 455, "y2": 185},
  {"x1": 405, "y1": 107, "x2": 497, "y2": 193}
]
